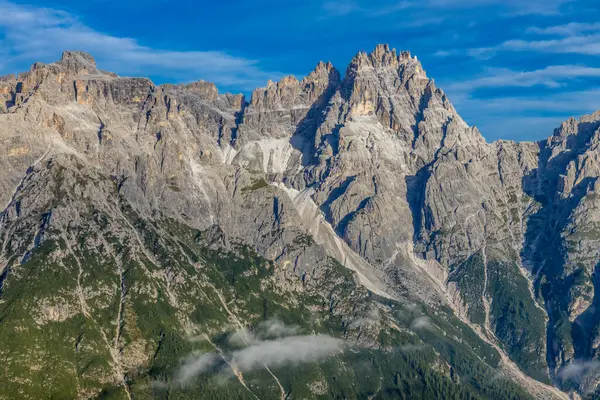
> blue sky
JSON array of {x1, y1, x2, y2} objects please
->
[{"x1": 1, "y1": 0, "x2": 599, "y2": 142}]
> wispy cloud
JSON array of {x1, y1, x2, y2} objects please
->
[
  {"x1": 410, "y1": 316, "x2": 434, "y2": 330},
  {"x1": 557, "y1": 359, "x2": 600, "y2": 392},
  {"x1": 454, "y1": 88, "x2": 600, "y2": 113},
  {"x1": 368, "y1": 1, "x2": 413, "y2": 16},
  {"x1": 348, "y1": 307, "x2": 381, "y2": 329},
  {"x1": 177, "y1": 352, "x2": 220, "y2": 384},
  {"x1": 431, "y1": 11, "x2": 600, "y2": 142},
  {"x1": 228, "y1": 319, "x2": 302, "y2": 346},
  {"x1": 558, "y1": 359, "x2": 600, "y2": 383},
  {"x1": 446, "y1": 89, "x2": 600, "y2": 141},
  {"x1": 321, "y1": 0, "x2": 412, "y2": 18},
  {"x1": 441, "y1": 20, "x2": 600, "y2": 58},
  {"x1": 177, "y1": 335, "x2": 344, "y2": 385},
  {"x1": 526, "y1": 22, "x2": 600, "y2": 36},
  {"x1": 447, "y1": 65, "x2": 600, "y2": 91},
  {"x1": 428, "y1": 0, "x2": 570, "y2": 14},
  {"x1": 259, "y1": 319, "x2": 302, "y2": 338},
  {"x1": 496, "y1": 35, "x2": 600, "y2": 55},
  {"x1": 175, "y1": 320, "x2": 345, "y2": 385},
  {"x1": 321, "y1": 0, "x2": 360, "y2": 16},
  {"x1": 0, "y1": 1, "x2": 283, "y2": 90},
  {"x1": 231, "y1": 335, "x2": 343, "y2": 371},
  {"x1": 322, "y1": 0, "x2": 571, "y2": 18}
]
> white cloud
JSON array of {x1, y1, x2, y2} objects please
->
[
  {"x1": 0, "y1": 1, "x2": 284, "y2": 90},
  {"x1": 433, "y1": 50, "x2": 453, "y2": 57},
  {"x1": 428, "y1": 0, "x2": 570, "y2": 14},
  {"x1": 498, "y1": 35, "x2": 600, "y2": 55},
  {"x1": 322, "y1": 0, "x2": 413, "y2": 18},
  {"x1": 453, "y1": 88, "x2": 600, "y2": 114},
  {"x1": 558, "y1": 359, "x2": 600, "y2": 386},
  {"x1": 410, "y1": 316, "x2": 434, "y2": 330},
  {"x1": 447, "y1": 65, "x2": 600, "y2": 92},
  {"x1": 227, "y1": 319, "x2": 302, "y2": 347},
  {"x1": 231, "y1": 334, "x2": 344, "y2": 372},
  {"x1": 228, "y1": 328, "x2": 255, "y2": 347},
  {"x1": 322, "y1": 0, "x2": 568, "y2": 18},
  {"x1": 176, "y1": 352, "x2": 220, "y2": 385},
  {"x1": 176, "y1": 320, "x2": 345, "y2": 385},
  {"x1": 436, "y1": 62, "x2": 600, "y2": 142},
  {"x1": 445, "y1": 87, "x2": 600, "y2": 141},
  {"x1": 368, "y1": 1, "x2": 413, "y2": 16},
  {"x1": 258, "y1": 319, "x2": 301, "y2": 338},
  {"x1": 177, "y1": 334, "x2": 344, "y2": 384},
  {"x1": 526, "y1": 22, "x2": 600, "y2": 36},
  {"x1": 438, "y1": 19, "x2": 600, "y2": 58},
  {"x1": 349, "y1": 307, "x2": 381, "y2": 329},
  {"x1": 321, "y1": 0, "x2": 359, "y2": 16}
]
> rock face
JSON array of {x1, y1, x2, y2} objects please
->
[{"x1": 0, "y1": 45, "x2": 598, "y2": 399}]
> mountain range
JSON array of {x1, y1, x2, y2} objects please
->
[{"x1": 1, "y1": 44, "x2": 600, "y2": 399}]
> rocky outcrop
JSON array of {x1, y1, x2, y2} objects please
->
[{"x1": 1, "y1": 44, "x2": 599, "y2": 398}]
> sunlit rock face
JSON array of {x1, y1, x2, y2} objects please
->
[{"x1": 1, "y1": 44, "x2": 600, "y2": 399}]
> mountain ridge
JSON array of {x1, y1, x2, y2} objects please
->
[{"x1": 1, "y1": 44, "x2": 600, "y2": 399}]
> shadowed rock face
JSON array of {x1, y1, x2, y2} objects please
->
[{"x1": 0, "y1": 44, "x2": 598, "y2": 398}]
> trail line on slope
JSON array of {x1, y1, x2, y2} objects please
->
[
  {"x1": 101, "y1": 237, "x2": 133, "y2": 400},
  {"x1": 159, "y1": 226, "x2": 288, "y2": 400},
  {"x1": 410, "y1": 244, "x2": 567, "y2": 400},
  {"x1": 503, "y1": 194, "x2": 548, "y2": 318},
  {"x1": 481, "y1": 244, "x2": 493, "y2": 340},
  {"x1": 204, "y1": 282, "x2": 287, "y2": 400},
  {"x1": 62, "y1": 230, "x2": 132, "y2": 400},
  {"x1": 202, "y1": 333, "x2": 261, "y2": 400}
]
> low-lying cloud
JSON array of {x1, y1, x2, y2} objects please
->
[
  {"x1": 175, "y1": 320, "x2": 345, "y2": 385},
  {"x1": 348, "y1": 307, "x2": 381, "y2": 329},
  {"x1": 231, "y1": 334, "x2": 343, "y2": 371},
  {"x1": 228, "y1": 319, "x2": 302, "y2": 347},
  {"x1": 558, "y1": 359, "x2": 600, "y2": 384},
  {"x1": 258, "y1": 319, "x2": 301, "y2": 338},
  {"x1": 177, "y1": 352, "x2": 221, "y2": 385},
  {"x1": 410, "y1": 316, "x2": 434, "y2": 331}
]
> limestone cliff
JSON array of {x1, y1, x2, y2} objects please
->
[{"x1": 2, "y1": 45, "x2": 598, "y2": 399}]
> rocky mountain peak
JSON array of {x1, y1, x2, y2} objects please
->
[
  {"x1": 334, "y1": 44, "x2": 454, "y2": 153},
  {"x1": 301, "y1": 61, "x2": 341, "y2": 106},
  {"x1": 546, "y1": 111, "x2": 600, "y2": 158},
  {"x1": 346, "y1": 44, "x2": 423, "y2": 75},
  {"x1": 238, "y1": 62, "x2": 341, "y2": 142},
  {"x1": 180, "y1": 80, "x2": 219, "y2": 100},
  {"x1": 248, "y1": 75, "x2": 301, "y2": 110},
  {"x1": 60, "y1": 50, "x2": 97, "y2": 67},
  {"x1": 0, "y1": 73, "x2": 16, "y2": 82},
  {"x1": 56, "y1": 50, "x2": 100, "y2": 77},
  {"x1": 302, "y1": 61, "x2": 340, "y2": 88},
  {"x1": 2, "y1": 46, "x2": 600, "y2": 399}
]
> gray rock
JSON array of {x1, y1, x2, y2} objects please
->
[{"x1": 2, "y1": 45, "x2": 597, "y2": 398}]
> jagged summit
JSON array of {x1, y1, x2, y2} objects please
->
[
  {"x1": 252, "y1": 44, "x2": 423, "y2": 97},
  {"x1": 348, "y1": 43, "x2": 419, "y2": 71},
  {"x1": 1, "y1": 44, "x2": 600, "y2": 399},
  {"x1": 60, "y1": 50, "x2": 97, "y2": 66}
]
